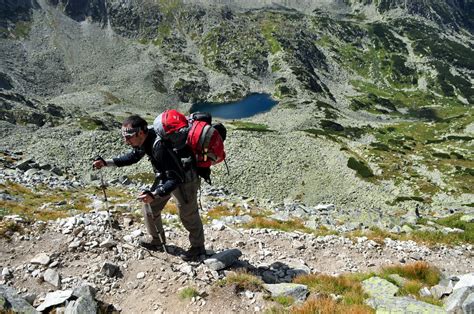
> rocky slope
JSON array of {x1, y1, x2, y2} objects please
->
[{"x1": 0, "y1": 0, "x2": 472, "y2": 240}]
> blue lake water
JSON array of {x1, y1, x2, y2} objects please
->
[{"x1": 190, "y1": 93, "x2": 278, "y2": 119}]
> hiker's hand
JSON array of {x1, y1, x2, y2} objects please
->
[
  {"x1": 138, "y1": 191, "x2": 155, "y2": 204},
  {"x1": 93, "y1": 159, "x2": 106, "y2": 169},
  {"x1": 93, "y1": 156, "x2": 107, "y2": 169}
]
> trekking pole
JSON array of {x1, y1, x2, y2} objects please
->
[
  {"x1": 94, "y1": 156, "x2": 113, "y2": 230},
  {"x1": 143, "y1": 201, "x2": 167, "y2": 254}
]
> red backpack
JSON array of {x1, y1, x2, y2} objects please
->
[{"x1": 154, "y1": 110, "x2": 227, "y2": 183}]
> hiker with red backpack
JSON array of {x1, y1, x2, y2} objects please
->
[
  {"x1": 93, "y1": 115, "x2": 205, "y2": 261},
  {"x1": 92, "y1": 113, "x2": 207, "y2": 261}
]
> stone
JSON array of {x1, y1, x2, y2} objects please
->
[
  {"x1": 65, "y1": 296, "x2": 97, "y2": 314},
  {"x1": 430, "y1": 281, "x2": 453, "y2": 299},
  {"x1": 0, "y1": 285, "x2": 39, "y2": 313},
  {"x1": 136, "y1": 272, "x2": 146, "y2": 279},
  {"x1": 100, "y1": 262, "x2": 120, "y2": 278},
  {"x1": 31, "y1": 253, "x2": 51, "y2": 265},
  {"x1": 204, "y1": 249, "x2": 242, "y2": 271},
  {"x1": 462, "y1": 292, "x2": 474, "y2": 314},
  {"x1": 291, "y1": 240, "x2": 305, "y2": 250},
  {"x1": 16, "y1": 159, "x2": 34, "y2": 171},
  {"x1": 285, "y1": 261, "x2": 311, "y2": 278},
  {"x1": 366, "y1": 296, "x2": 445, "y2": 313},
  {"x1": 211, "y1": 220, "x2": 226, "y2": 231},
  {"x1": 130, "y1": 230, "x2": 142, "y2": 238},
  {"x1": 453, "y1": 273, "x2": 474, "y2": 291},
  {"x1": 263, "y1": 283, "x2": 308, "y2": 302},
  {"x1": 179, "y1": 265, "x2": 194, "y2": 276},
  {"x1": 262, "y1": 270, "x2": 278, "y2": 284},
  {"x1": 72, "y1": 284, "x2": 97, "y2": 299},
  {"x1": 314, "y1": 204, "x2": 335, "y2": 211},
  {"x1": 1, "y1": 267, "x2": 12, "y2": 279},
  {"x1": 99, "y1": 238, "x2": 117, "y2": 248},
  {"x1": 36, "y1": 290, "x2": 73, "y2": 312},
  {"x1": 419, "y1": 287, "x2": 432, "y2": 298},
  {"x1": 444, "y1": 286, "x2": 473, "y2": 313},
  {"x1": 460, "y1": 214, "x2": 474, "y2": 223},
  {"x1": 43, "y1": 269, "x2": 61, "y2": 288},
  {"x1": 362, "y1": 277, "x2": 399, "y2": 298},
  {"x1": 410, "y1": 252, "x2": 423, "y2": 261},
  {"x1": 388, "y1": 274, "x2": 407, "y2": 287}
]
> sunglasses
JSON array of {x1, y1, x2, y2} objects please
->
[
  {"x1": 123, "y1": 133, "x2": 137, "y2": 140},
  {"x1": 122, "y1": 127, "x2": 141, "y2": 139}
]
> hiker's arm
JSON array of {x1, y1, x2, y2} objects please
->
[
  {"x1": 152, "y1": 178, "x2": 179, "y2": 197},
  {"x1": 112, "y1": 149, "x2": 144, "y2": 167}
]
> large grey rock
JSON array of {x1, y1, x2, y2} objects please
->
[
  {"x1": 0, "y1": 285, "x2": 39, "y2": 314},
  {"x1": 72, "y1": 284, "x2": 97, "y2": 299},
  {"x1": 43, "y1": 269, "x2": 61, "y2": 288},
  {"x1": 431, "y1": 281, "x2": 454, "y2": 299},
  {"x1": 285, "y1": 260, "x2": 311, "y2": 278},
  {"x1": 36, "y1": 289, "x2": 72, "y2": 312},
  {"x1": 30, "y1": 253, "x2": 51, "y2": 265},
  {"x1": 362, "y1": 276, "x2": 399, "y2": 298},
  {"x1": 462, "y1": 292, "x2": 474, "y2": 314},
  {"x1": 263, "y1": 283, "x2": 308, "y2": 302},
  {"x1": 204, "y1": 249, "x2": 242, "y2": 271},
  {"x1": 65, "y1": 296, "x2": 98, "y2": 314},
  {"x1": 366, "y1": 296, "x2": 446, "y2": 313},
  {"x1": 445, "y1": 286, "x2": 473, "y2": 313},
  {"x1": 453, "y1": 273, "x2": 474, "y2": 291}
]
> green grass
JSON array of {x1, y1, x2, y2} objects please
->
[
  {"x1": 206, "y1": 205, "x2": 241, "y2": 220},
  {"x1": 260, "y1": 17, "x2": 282, "y2": 54},
  {"x1": 230, "y1": 121, "x2": 273, "y2": 132},
  {"x1": 178, "y1": 286, "x2": 200, "y2": 300},
  {"x1": 380, "y1": 262, "x2": 440, "y2": 286},
  {"x1": 242, "y1": 217, "x2": 311, "y2": 233},
  {"x1": 219, "y1": 270, "x2": 264, "y2": 292},
  {"x1": 293, "y1": 273, "x2": 368, "y2": 306},
  {"x1": 347, "y1": 157, "x2": 374, "y2": 178},
  {"x1": 78, "y1": 116, "x2": 107, "y2": 131},
  {"x1": 127, "y1": 172, "x2": 155, "y2": 184},
  {"x1": 272, "y1": 295, "x2": 294, "y2": 307},
  {"x1": 0, "y1": 181, "x2": 131, "y2": 227},
  {"x1": 291, "y1": 261, "x2": 443, "y2": 312}
]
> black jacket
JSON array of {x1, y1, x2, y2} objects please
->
[{"x1": 113, "y1": 129, "x2": 194, "y2": 196}]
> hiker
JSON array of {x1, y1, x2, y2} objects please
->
[{"x1": 92, "y1": 114, "x2": 205, "y2": 261}]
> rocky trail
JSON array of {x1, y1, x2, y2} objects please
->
[{"x1": 1, "y1": 165, "x2": 473, "y2": 313}]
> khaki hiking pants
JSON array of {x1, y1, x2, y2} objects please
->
[{"x1": 142, "y1": 177, "x2": 204, "y2": 248}]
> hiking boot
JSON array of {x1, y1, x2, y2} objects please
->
[
  {"x1": 139, "y1": 236, "x2": 165, "y2": 251},
  {"x1": 180, "y1": 246, "x2": 206, "y2": 262}
]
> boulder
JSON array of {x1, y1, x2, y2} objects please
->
[
  {"x1": 0, "y1": 285, "x2": 38, "y2": 314},
  {"x1": 65, "y1": 296, "x2": 98, "y2": 314},
  {"x1": 366, "y1": 296, "x2": 445, "y2": 313},
  {"x1": 30, "y1": 253, "x2": 51, "y2": 265},
  {"x1": 204, "y1": 249, "x2": 242, "y2": 271},
  {"x1": 362, "y1": 277, "x2": 399, "y2": 298},
  {"x1": 263, "y1": 283, "x2": 308, "y2": 302},
  {"x1": 444, "y1": 286, "x2": 473, "y2": 313},
  {"x1": 72, "y1": 284, "x2": 97, "y2": 299},
  {"x1": 462, "y1": 292, "x2": 474, "y2": 314},
  {"x1": 36, "y1": 290, "x2": 72, "y2": 312},
  {"x1": 453, "y1": 273, "x2": 474, "y2": 291},
  {"x1": 43, "y1": 269, "x2": 61, "y2": 288}
]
